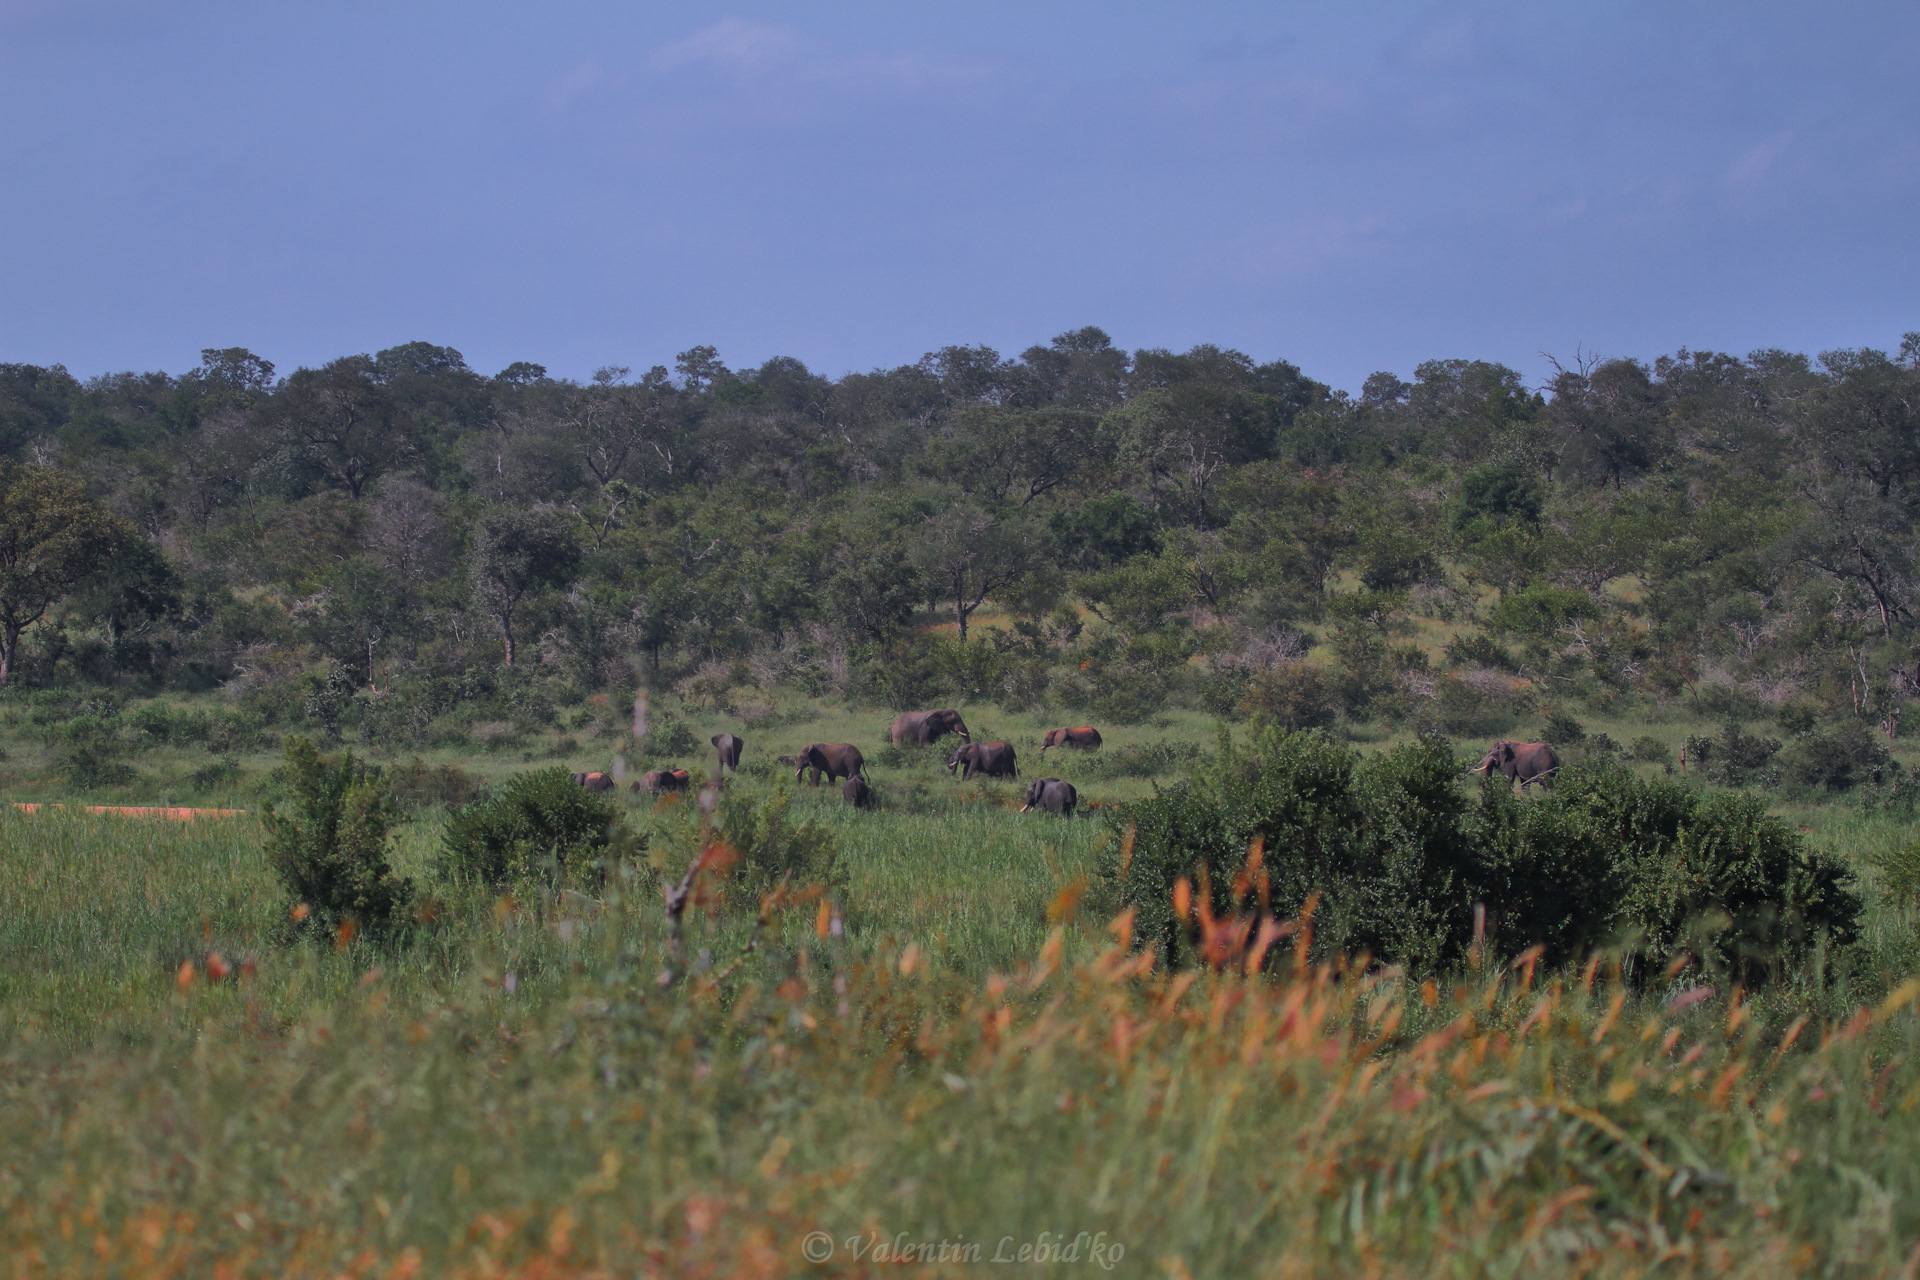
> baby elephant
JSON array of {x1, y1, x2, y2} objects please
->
[
  {"x1": 842, "y1": 774, "x2": 872, "y2": 808},
  {"x1": 572, "y1": 771, "x2": 615, "y2": 792},
  {"x1": 636, "y1": 768, "x2": 691, "y2": 794},
  {"x1": 1020, "y1": 777, "x2": 1078, "y2": 815}
]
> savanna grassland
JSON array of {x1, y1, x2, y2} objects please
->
[
  {"x1": 3, "y1": 722, "x2": 1920, "y2": 1278},
  {"x1": 7, "y1": 330, "x2": 1920, "y2": 1274}
]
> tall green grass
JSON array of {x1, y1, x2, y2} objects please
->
[{"x1": 3, "y1": 776, "x2": 1920, "y2": 1274}]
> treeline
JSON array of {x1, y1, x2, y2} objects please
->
[{"x1": 2, "y1": 326, "x2": 1918, "y2": 761}]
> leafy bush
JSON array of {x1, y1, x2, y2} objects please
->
[
  {"x1": 441, "y1": 766, "x2": 619, "y2": 886},
  {"x1": 1541, "y1": 711, "x2": 1585, "y2": 746},
  {"x1": 263, "y1": 737, "x2": 413, "y2": 936},
  {"x1": 1711, "y1": 721, "x2": 1781, "y2": 785},
  {"x1": 1240, "y1": 662, "x2": 1336, "y2": 730},
  {"x1": 1106, "y1": 727, "x2": 1858, "y2": 979},
  {"x1": 1630, "y1": 735, "x2": 1669, "y2": 764},
  {"x1": 1780, "y1": 720, "x2": 1893, "y2": 791},
  {"x1": 62, "y1": 741, "x2": 135, "y2": 789},
  {"x1": 189, "y1": 755, "x2": 240, "y2": 789},
  {"x1": 713, "y1": 782, "x2": 841, "y2": 894},
  {"x1": 387, "y1": 757, "x2": 487, "y2": 809},
  {"x1": 1443, "y1": 632, "x2": 1516, "y2": 672},
  {"x1": 645, "y1": 713, "x2": 698, "y2": 758}
]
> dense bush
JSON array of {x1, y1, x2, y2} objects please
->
[
  {"x1": 1106, "y1": 725, "x2": 1858, "y2": 979},
  {"x1": 262, "y1": 737, "x2": 413, "y2": 936},
  {"x1": 1239, "y1": 662, "x2": 1337, "y2": 730},
  {"x1": 1780, "y1": 720, "x2": 1894, "y2": 791},
  {"x1": 441, "y1": 766, "x2": 619, "y2": 885}
]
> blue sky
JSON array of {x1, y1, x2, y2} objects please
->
[{"x1": 1, "y1": 2, "x2": 1915, "y2": 392}]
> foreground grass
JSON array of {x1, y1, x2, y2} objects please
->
[{"x1": 4, "y1": 782, "x2": 1920, "y2": 1274}]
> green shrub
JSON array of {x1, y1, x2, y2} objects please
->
[
  {"x1": 263, "y1": 737, "x2": 413, "y2": 937},
  {"x1": 1630, "y1": 735, "x2": 1669, "y2": 764},
  {"x1": 1239, "y1": 662, "x2": 1336, "y2": 730},
  {"x1": 714, "y1": 782, "x2": 841, "y2": 894},
  {"x1": 387, "y1": 758, "x2": 487, "y2": 809},
  {"x1": 1541, "y1": 710, "x2": 1585, "y2": 746},
  {"x1": 1443, "y1": 632, "x2": 1516, "y2": 671},
  {"x1": 1106, "y1": 728, "x2": 1859, "y2": 980},
  {"x1": 1780, "y1": 720, "x2": 1893, "y2": 791},
  {"x1": 441, "y1": 766, "x2": 619, "y2": 886},
  {"x1": 645, "y1": 713, "x2": 698, "y2": 758},
  {"x1": 1711, "y1": 720, "x2": 1781, "y2": 785}
]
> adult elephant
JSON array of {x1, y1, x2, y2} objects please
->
[
  {"x1": 712, "y1": 732, "x2": 744, "y2": 774},
  {"x1": 637, "y1": 768, "x2": 691, "y2": 794},
  {"x1": 796, "y1": 742, "x2": 864, "y2": 787},
  {"x1": 1020, "y1": 778, "x2": 1077, "y2": 815},
  {"x1": 891, "y1": 709, "x2": 971, "y2": 747},
  {"x1": 1040, "y1": 726, "x2": 1103, "y2": 755},
  {"x1": 572, "y1": 771, "x2": 614, "y2": 792},
  {"x1": 843, "y1": 774, "x2": 872, "y2": 808},
  {"x1": 1470, "y1": 740, "x2": 1561, "y2": 791},
  {"x1": 948, "y1": 740, "x2": 1017, "y2": 781}
]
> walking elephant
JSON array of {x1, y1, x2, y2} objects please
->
[
  {"x1": 711, "y1": 732, "x2": 744, "y2": 774},
  {"x1": 891, "y1": 709, "x2": 971, "y2": 747},
  {"x1": 572, "y1": 771, "x2": 615, "y2": 792},
  {"x1": 1040, "y1": 726, "x2": 1102, "y2": 754},
  {"x1": 796, "y1": 742, "x2": 865, "y2": 787},
  {"x1": 948, "y1": 740, "x2": 1017, "y2": 781},
  {"x1": 1470, "y1": 740, "x2": 1560, "y2": 791},
  {"x1": 1020, "y1": 777, "x2": 1078, "y2": 815}
]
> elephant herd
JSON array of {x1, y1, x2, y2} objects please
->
[{"x1": 576, "y1": 709, "x2": 1105, "y2": 815}]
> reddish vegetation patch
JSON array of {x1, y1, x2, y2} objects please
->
[{"x1": 12, "y1": 803, "x2": 246, "y2": 819}]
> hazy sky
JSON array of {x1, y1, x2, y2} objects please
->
[{"x1": 2, "y1": 2, "x2": 1915, "y2": 392}]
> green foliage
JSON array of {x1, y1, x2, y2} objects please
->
[
  {"x1": 1451, "y1": 459, "x2": 1542, "y2": 530},
  {"x1": 1541, "y1": 710, "x2": 1585, "y2": 745},
  {"x1": 1630, "y1": 734, "x2": 1670, "y2": 764},
  {"x1": 714, "y1": 781, "x2": 842, "y2": 894},
  {"x1": 261, "y1": 737, "x2": 412, "y2": 936},
  {"x1": 1108, "y1": 729, "x2": 1858, "y2": 978},
  {"x1": 440, "y1": 765, "x2": 619, "y2": 886},
  {"x1": 1780, "y1": 720, "x2": 1893, "y2": 791},
  {"x1": 1239, "y1": 662, "x2": 1337, "y2": 730}
]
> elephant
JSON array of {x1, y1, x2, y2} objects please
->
[
  {"x1": 891, "y1": 709, "x2": 971, "y2": 747},
  {"x1": 1041, "y1": 726, "x2": 1103, "y2": 754},
  {"x1": 843, "y1": 774, "x2": 872, "y2": 808},
  {"x1": 712, "y1": 732, "x2": 744, "y2": 774},
  {"x1": 572, "y1": 771, "x2": 614, "y2": 792},
  {"x1": 1020, "y1": 777, "x2": 1078, "y2": 815},
  {"x1": 796, "y1": 742, "x2": 865, "y2": 787},
  {"x1": 636, "y1": 768, "x2": 691, "y2": 794},
  {"x1": 948, "y1": 740, "x2": 1017, "y2": 781},
  {"x1": 1470, "y1": 740, "x2": 1560, "y2": 791}
]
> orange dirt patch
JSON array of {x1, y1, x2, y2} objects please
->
[{"x1": 12, "y1": 803, "x2": 247, "y2": 819}]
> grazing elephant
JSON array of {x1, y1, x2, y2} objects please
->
[
  {"x1": 572, "y1": 771, "x2": 615, "y2": 792},
  {"x1": 948, "y1": 740, "x2": 1017, "y2": 781},
  {"x1": 1471, "y1": 740, "x2": 1561, "y2": 791},
  {"x1": 891, "y1": 709, "x2": 971, "y2": 747},
  {"x1": 1020, "y1": 777, "x2": 1078, "y2": 815},
  {"x1": 1040, "y1": 726, "x2": 1103, "y2": 754},
  {"x1": 636, "y1": 768, "x2": 691, "y2": 794},
  {"x1": 712, "y1": 732, "x2": 744, "y2": 774},
  {"x1": 796, "y1": 742, "x2": 864, "y2": 787},
  {"x1": 843, "y1": 774, "x2": 872, "y2": 808}
]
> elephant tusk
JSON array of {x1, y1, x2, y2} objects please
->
[{"x1": 1018, "y1": 803, "x2": 1031, "y2": 812}]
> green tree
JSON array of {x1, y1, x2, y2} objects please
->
[
  {"x1": 264, "y1": 737, "x2": 412, "y2": 936},
  {"x1": 470, "y1": 506, "x2": 582, "y2": 665},
  {"x1": 0, "y1": 462, "x2": 140, "y2": 684},
  {"x1": 909, "y1": 495, "x2": 1048, "y2": 641}
]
